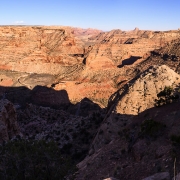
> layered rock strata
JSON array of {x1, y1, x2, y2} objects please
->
[{"x1": 0, "y1": 26, "x2": 85, "y2": 74}]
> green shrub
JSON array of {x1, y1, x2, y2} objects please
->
[
  {"x1": 170, "y1": 135, "x2": 180, "y2": 144},
  {"x1": 157, "y1": 86, "x2": 173, "y2": 97},
  {"x1": 155, "y1": 86, "x2": 179, "y2": 107},
  {"x1": 140, "y1": 119, "x2": 165, "y2": 138},
  {"x1": 118, "y1": 128, "x2": 130, "y2": 140}
]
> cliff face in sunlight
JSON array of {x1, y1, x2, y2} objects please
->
[
  {"x1": 1, "y1": 26, "x2": 179, "y2": 74},
  {"x1": 0, "y1": 26, "x2": 180, "y2": 106},
  {"x1": 0, "y1": 26, "x2": 85, "y2": 74},
  {"x1": 86, "y1": 29, "x2": 180, "y2": 69}
]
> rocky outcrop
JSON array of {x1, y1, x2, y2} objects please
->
[
  {"x1": 86, "y1": 29, "x2": 180, "y2": 69},
  {"x1": 76, "y1": 97, "x2": 180, "y2": 180},
  {"x1": 0, "y1": 26, "x2": 85, "y2": 74},
  {"x1": 54, "y1": 80, "x2": 116, "y2": 106},
  {"x1": 89, "y1": 65, "x2": 180, "y2": 154},
  {"x1": 157, "y1": 38, "x2": 180, "y2": 58},
  {"x1": 142, "y1": 172, "x2": 170, "y2": 180},
  {"x1": 116, "y1": 65, "x2": 180, "y2": 115},
  {"x1": 0, "y1": 99, "x2": 20, "y2": 143}
]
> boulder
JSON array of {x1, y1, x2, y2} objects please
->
[
  {"x1": 104, "y1": 177, "x2": 119, "y2": 180},
  {"x1": 142, "y1": 172, "x2": 170, "y2": 180},
  {"x1": 116, "y1": 65, "x2": 180, "y2": 115}
]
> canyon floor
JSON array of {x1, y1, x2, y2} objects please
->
[{"x1": 0, "y1": 26, "x2": 180, "y2": 180}]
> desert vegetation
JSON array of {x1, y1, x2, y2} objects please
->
[
  {"x1": 155, "y1": 86, "x2": 179, "y2": 106},
  {"x1": 0, "y1": 139, "x2": 76, "y2": 180}
]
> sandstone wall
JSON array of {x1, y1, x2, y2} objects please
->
[
  {"x1": 0, "y1": 26, "x2": 85, "y2": 74},
  {"x1": 86, "y1": 29, "x2": 180, "y2": 69}
]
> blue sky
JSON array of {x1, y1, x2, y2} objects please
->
[{"x1": 0, "y1": 0, "x2": 180, "y2": 31}]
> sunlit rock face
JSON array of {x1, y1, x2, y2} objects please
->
[
  {"x1": 86, "y1": 29, "x2": 180, "y2": 69},
  {"x1": 1, "y1": 26, "x2": 179, "y2": 74},
  {"x1": 0, "y1": 26, "x2": 180, "y2": 108},
  {"x1": 115, "y1": 65, "x2": 180, "y2": 115},
  {"x1": 0, "y1": 26, "x2": 85, "y2": 74}
]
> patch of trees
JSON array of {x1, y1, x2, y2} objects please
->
[
  {"x1": 0, "y1": 140, "x2": 76, "y2": 180},
  {"x1": 140, "y1": 119, "x2": 166, "y2": 139}
]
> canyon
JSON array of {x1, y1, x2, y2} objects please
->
[
  {"x1": 0, "y1": 26, "x2": 180, "y2": 106},
  {"x1": 0, "y1": 25, "x2": 180, "y2": 180}
]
